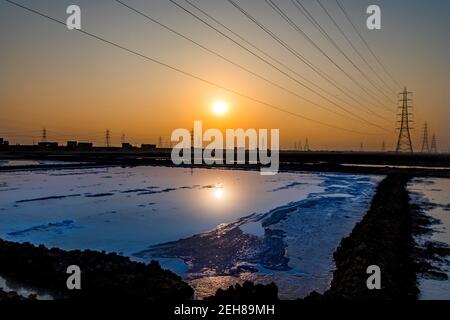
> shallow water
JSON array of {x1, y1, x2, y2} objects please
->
[
  {"x1": 0, "y1": 166, "x2": 381, "y2": 299},
  {"x1": 0, "y1": 275, "x2": 53, "y2": 300},
  {"x1": 0, "y1": 167, "x2": 324, "y2": 254},
  {"x1": 0, "y1": 160, "x2": 83, "y2": 167},
  {"x1": 409, "y1": 178, "x2": 450, "y2": 300},
  {"x1": 341, "y1": 163, "x2": 450, "y2": 170}
]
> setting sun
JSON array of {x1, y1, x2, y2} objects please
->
[{"x1": 212, "y1": 100, "x2": 228, "y2": 116}]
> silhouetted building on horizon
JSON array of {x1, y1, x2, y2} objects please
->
[
  {"x1": 66, "y1": 141, "x2": 78, "y2": 149},
  {"x1": 77, "y1": 142, "x2": 93, "y2": 150},
  {"x1": 0, "y1": 138, "x2": 9, "y2": 148},
  {"x1": 65, "y1": 141, "x2": 93, "y2": 150},
  {"x1": 38, "y1": 141, "x2": 58, "y2": 148},
  {"x1": 122, "y1": 143, "x2": 133, "y2": 149},
  {"x1": 141, "y1": 144, "x2": 156, "y2": 150}
]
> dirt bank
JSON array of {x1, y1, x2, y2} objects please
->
[
  {"x1": 0, "y1": 239, "x2": 193, "y2": 300},
  {"x1": 307, "y1": 173, "x2": 418, "y2": 299}
]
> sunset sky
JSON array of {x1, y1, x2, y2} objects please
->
[{"x1": 1, "y1": 0, "x2": 449, "y2": 151}]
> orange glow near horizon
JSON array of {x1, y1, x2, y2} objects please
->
[{"x1": 0, "y1": 1, "x2": 449, "y2": 151}]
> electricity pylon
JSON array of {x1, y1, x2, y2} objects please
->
[
  {"x1": 430, "y1": 134, "x2": 438, "y2": 153},
  {"x1": 42, "y1": 128, "x2": 47, "y2": 142},
  {"x1": 420, "y1": 122, "x2": 430, "y2": 153},
  {"x1": 396, "y1": 88, "x2": 414, "y2": 153},
  {"x1": 304, "y1": 138, "x2": 310, "y2": 151},
  {"x1": 105, "y1": 129, "x2": 111, "y2": 147}
]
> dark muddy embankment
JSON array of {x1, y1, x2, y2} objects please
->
[
  {"x1": 0, "y1": 239, "x2": 193, "y2": 301},
  {"x1": 317, "y1": 173, "x2": 450, "y2": 300},
  {"x1": 307, "y1": 173, "x2": 417, "y2": 299}
]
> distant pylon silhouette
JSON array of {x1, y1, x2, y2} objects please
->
[
  {"x1": 41, "y1": 128, "x2": 47, "y2": 142},
  {"x1": 381, "y1": 141, "x2": 386, "y2": 152},
  {"x1": 159, "y1": 136, "x2": 163, "y2": 148},
  {"x1": 420, "y1": 122, "x2": 430, "y2": 153},
  {"x1": 396, "y1": 88, "x2": 414, "y2": 153},
  {"x1": 261, "y1": 136, "x2": 266, "y2": 149},
  {"x1": 430, "y1": 134, "x2": 437, "y2": 153},
  {"x1": 105, "y1": 129, "x2": 111, "y2": 147},
  {"x1": 298, "y1": 140, "x2": 303, "y2": 151},
  {"x1": 304, "y1": 138, "x2": 310, "y2": 151},
  {"x1": 360, "y1": 142, "x2": 364, "y2": 152}
]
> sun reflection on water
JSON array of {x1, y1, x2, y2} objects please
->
[{"x1": 213, "y1": 183, "x2": 224, "y2": 200}]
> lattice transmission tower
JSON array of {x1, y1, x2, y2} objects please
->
[
  {"x1": 420, "y1": 122, "x2": 430, "y2": 153},
  {"x1": 41, "y1": 127, "x2": 47, "y2": 142},
  {"x1": 105, "y1": 129, "x2": 111, "y2": 147},
  {"x1": 396, "y1": 88, "x2": 414, "y2": 153},
  {"x1": 304, "y1": 138, "x2": 310, "y2": 151},
  {"x1": 430, "y1": 134, "x2": 438, "y2": 153}
]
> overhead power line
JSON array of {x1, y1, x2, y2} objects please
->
[
  {"x1": 223, "y1": 0, "x2": 394, "y2": 118},
  {"x1": 255, "y1": 0, "x2": 394, "y2": 109},
  {"x1": 170, "y1": 0, "x2": 392, "y2": 124},
  {"x1": 182, "y1": 0, "x2": 389, "y2": 121},
  {"x1": 335, "y1": 0, "x2": 402, "y2": 90},
  {"x1": 267, "y1": 0, "x2": 394, "y2": 104},
  {"x1": 2, "y1": 0, "x2": 383, "y2": 135},
  {"x1": 114, "y1": 0, "x2": 359, "y2": 124},
  {"x1": 297, "y1": 0, "x2": 397, "y2": 97}
]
